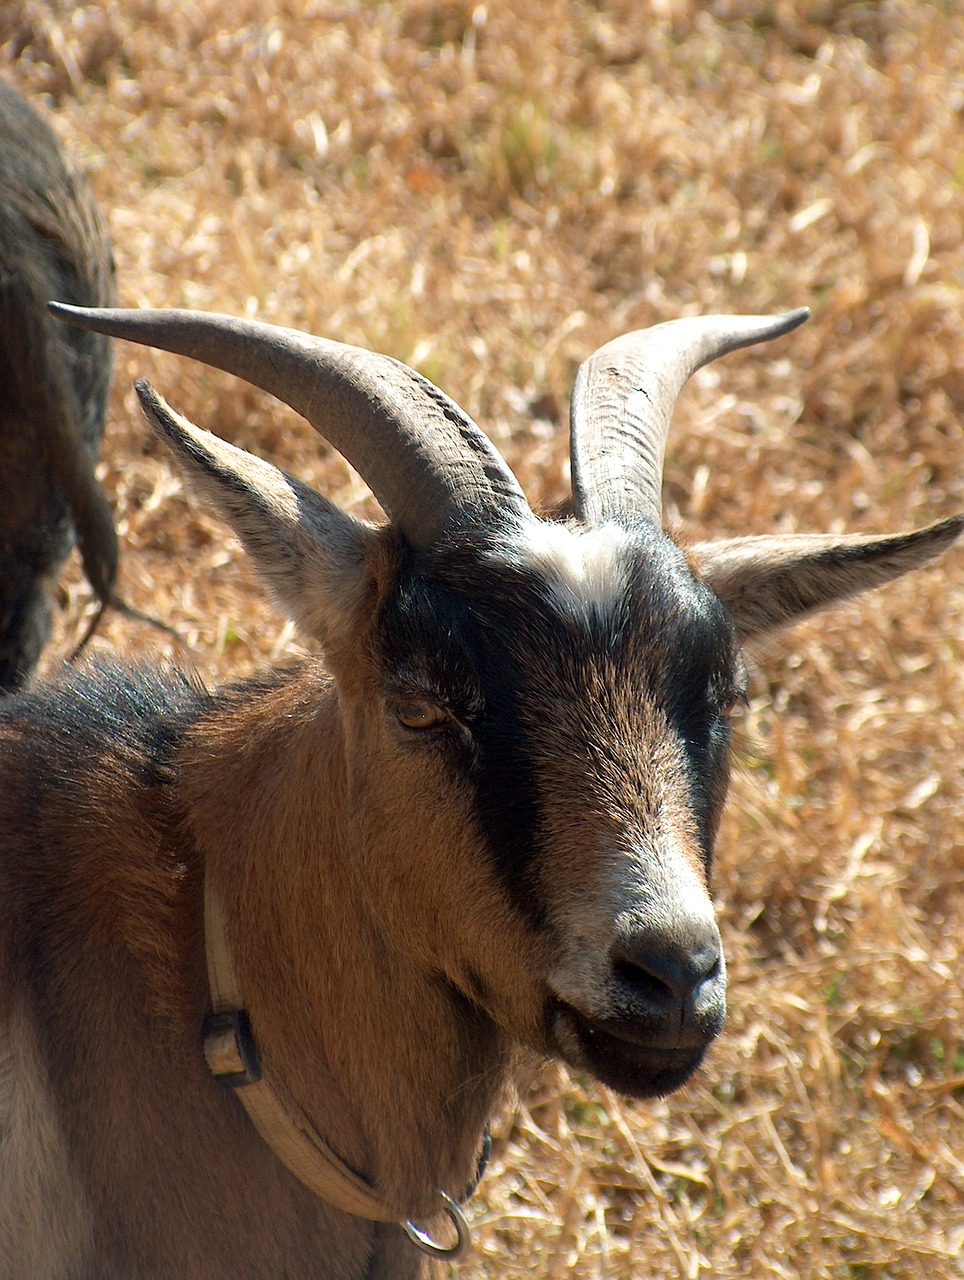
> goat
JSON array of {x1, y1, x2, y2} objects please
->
[
  {"x1": 0, "y1": 80, "x2": 118, "y2": 689},
  {"x1": 0, "y1": 300, "x2": 959, "y2": 1279}
]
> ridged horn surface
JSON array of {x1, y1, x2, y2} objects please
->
[
  {"x1": 570, "y1": 308, "x2": 810, "y2": 526},
  {"x1": 48, "y1": 304, "x2": 531, "y2": 548}
]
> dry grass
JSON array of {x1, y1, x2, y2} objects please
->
[{"x1": 3, "y1": 1, "x2": 964, "y2": 1276}]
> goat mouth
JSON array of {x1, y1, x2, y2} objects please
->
[{"x1": 549, "y1": 1001, "x2": 709, "y2": 1100}]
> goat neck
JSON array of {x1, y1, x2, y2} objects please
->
[{"x1": 179, "y1": 665, "x2": 509, "y2": 1225}]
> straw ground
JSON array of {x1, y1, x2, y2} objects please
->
[{"x1": 3, "y1": 2, "x2": 963, "y2": 1276}]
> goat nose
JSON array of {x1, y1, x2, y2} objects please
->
[{"x1": 611, "y1": 919, "x2": 723, "y2": 1008}]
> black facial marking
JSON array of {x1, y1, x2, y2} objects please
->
[
  {"x1": 644, "y1": 554, "x2": 745, "y2": 855},
  {"x1": 374, "y1": 521, "x2": 743, "y2": 921},
  {"x1": 376, "y1": 537, "x2": 549, "y2": 923}
]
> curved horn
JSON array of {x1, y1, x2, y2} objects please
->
[
  {"x1": 569, "y1": 308, "x2": 810, "y2": 527},
  {"x1": 48, "y1": 304, "x2": 531, "y2": 548}
]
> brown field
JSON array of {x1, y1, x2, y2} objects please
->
[{"x1": 3, "y1": 1, "x2": 963, "y2": 1276}]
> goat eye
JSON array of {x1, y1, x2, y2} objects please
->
[{"x1": 394, "y1": 698, "x2": 446, "y2": 730}]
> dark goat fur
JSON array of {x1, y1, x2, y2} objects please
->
[{"x1": 0, "y1": 79, "x2": 116, "y2": 690}]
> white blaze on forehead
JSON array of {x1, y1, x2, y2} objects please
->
[{"x1": 508, "y1": 520, "x2": 632, "y2": 617}]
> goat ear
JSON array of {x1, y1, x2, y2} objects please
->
[
  {"x1": 690, "y1": 516, "x2": 963, "y2": 642},
  {"x1": 134, "y1": 380, "x2": 381, "y2": 646}
]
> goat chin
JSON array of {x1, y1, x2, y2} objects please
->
[{"x1": 548, "y1": 1000, "x2": 719, "y2": 1100}]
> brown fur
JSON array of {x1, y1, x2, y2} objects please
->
[
  {"x1": 0, "y1": 1003, "x2": 93, "y2": 1280},
  {"x1": 0, "y1": 357, "x2": 959, "y2": 1277},
  {"x1": 0, "y1": 660, "x2": 464, "y2": 1277}
]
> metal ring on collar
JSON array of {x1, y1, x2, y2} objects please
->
[{"x1": 402, "y1": 1191, "x2": 471, "y2": 1259}]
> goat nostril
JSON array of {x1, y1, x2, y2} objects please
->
[
  {"x1": 611, "y1": 939, "x2": 722, "y2": 1006},
  {"x1": 613, "y1": 957, "x2": 676, "y2": 1005}
]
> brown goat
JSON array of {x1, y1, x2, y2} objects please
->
[
  {"x1": 0, "y1": 80, "x2": 117, "y2": 689},
  {"x1": 0, "y1": 302, "x2": 959, "y2": 1278}
]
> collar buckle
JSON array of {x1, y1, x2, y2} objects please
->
[{"x1": 202, "y1": 1008, "x2": 262, "y2": 1088}]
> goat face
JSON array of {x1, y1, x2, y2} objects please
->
[
  {"x1": 357, "y1": 519, "x2": 733, "y2": 1098},
  {"x1": 49, "y1": 303, "x2": 962, "y2": 1112}
]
